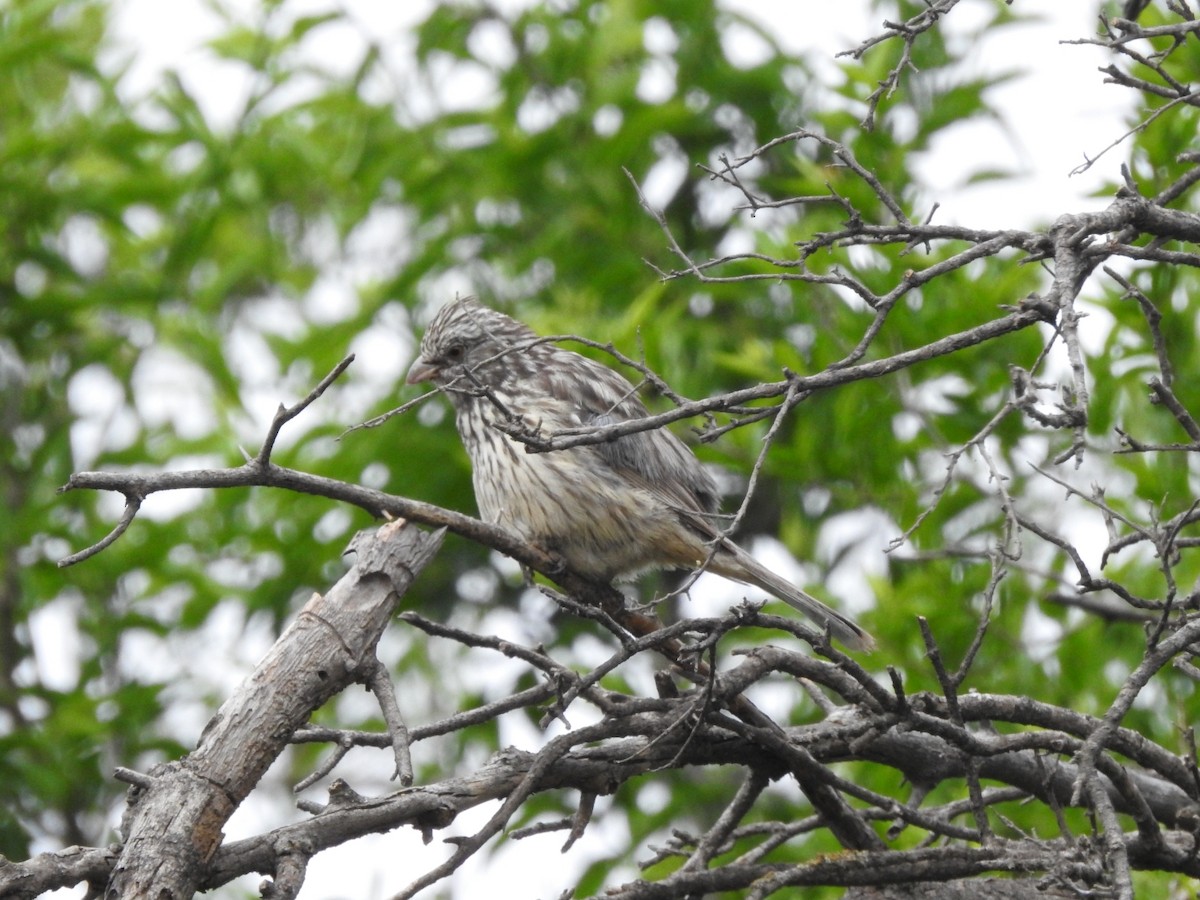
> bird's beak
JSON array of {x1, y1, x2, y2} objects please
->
[{"x1": 405, "y1": 356, "x2": 438, "y2": 385}]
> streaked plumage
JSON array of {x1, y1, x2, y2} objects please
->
[{"x1": 406, "y1": 297, "x2": 874, "y2": 652}]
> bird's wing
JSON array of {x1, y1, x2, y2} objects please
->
[{"x1": 538, "y1": 347, "x2": 720, "y2": 516}]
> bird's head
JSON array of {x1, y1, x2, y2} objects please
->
[{"x1": 405, "y1": 297, "x2": 538, "y2": 391}]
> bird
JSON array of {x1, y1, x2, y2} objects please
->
[{"x1": 405, "y1": 297, "x2": 874, "y2": 652}]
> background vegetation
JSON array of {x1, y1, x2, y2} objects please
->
[{"x1": 3, "y1": 0, "x2": 1199, "y2": 897}]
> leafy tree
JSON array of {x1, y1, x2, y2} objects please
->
[{"x1": 4, "y1": 0, "x2": 1200, "y2": 898}]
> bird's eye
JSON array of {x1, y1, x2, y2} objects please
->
[{"x1": 444, "y1": 343, "x2": 465, "y2": 362}]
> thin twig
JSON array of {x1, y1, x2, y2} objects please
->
[
  {"x1": 362, "y1": 656, "x2": 414, "y2": 786},
  {"x1": 259, "y1": 354, "x2": 355, "y2": 464}
]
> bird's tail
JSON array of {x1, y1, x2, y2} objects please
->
[{"x1": 711, "y1": 542, "x2": 875, "y2": 652}]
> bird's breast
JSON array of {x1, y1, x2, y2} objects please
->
[{"x1": 455, "y1": 400, "x2": 672, "y2": 580}]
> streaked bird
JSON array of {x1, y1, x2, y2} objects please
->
[{"x1": 406, "y1": 298, "x2": 874, "y2": 651}]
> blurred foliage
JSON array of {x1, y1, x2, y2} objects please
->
[{"x1": 2, "y1": 0, "x2": 1198, "y2": 896}]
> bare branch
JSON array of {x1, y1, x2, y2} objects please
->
[
  {"x1": 259, "y1": 354, "x2": 355, "y2": 464},
  {"x1": 56, "y1": 495, "x2": 141, "y2": 567},
  {"x1": 361, "y1": 656, "x2": 414, "y2": 786}
]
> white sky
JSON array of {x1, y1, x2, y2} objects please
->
[{"x1": 41, "y1": 3, "x2": 1132, "y2": 899}]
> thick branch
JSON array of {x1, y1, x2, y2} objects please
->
[{"x1": 104, "y1": 523, "x2": 443, "y2": 900}]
